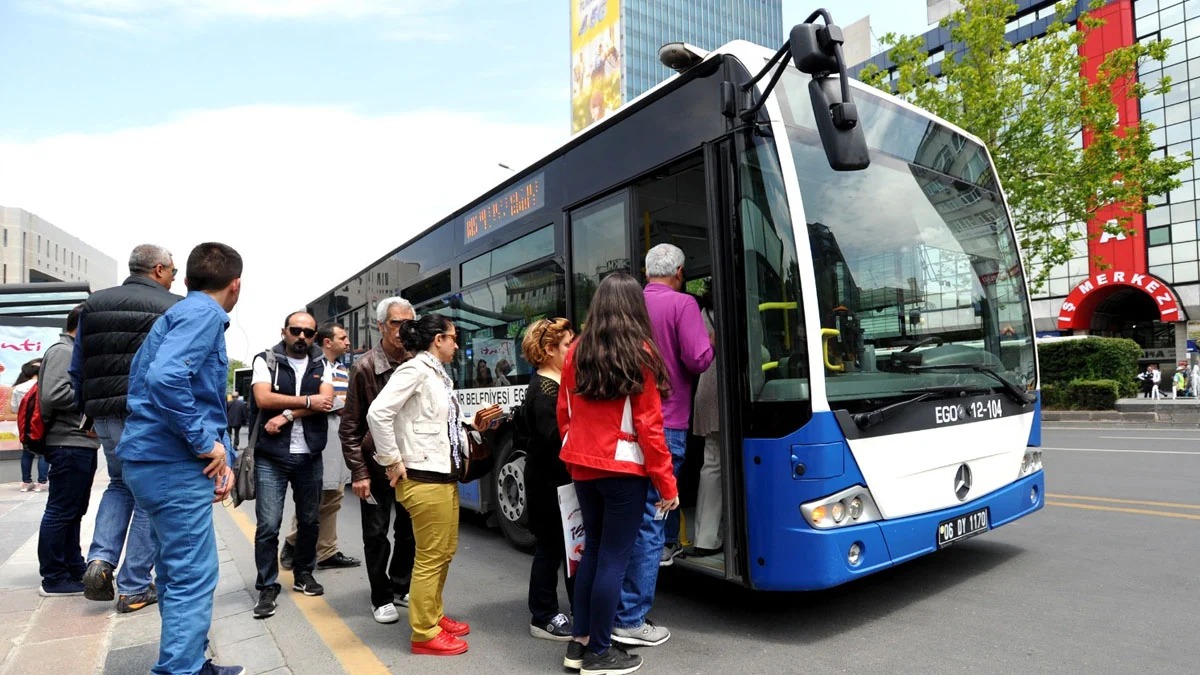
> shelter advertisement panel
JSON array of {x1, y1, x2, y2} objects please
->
[
  {"x1": 571, "y1": 0, "x2": 622, "y2": 133},
  {"x1": 0, "y1": 325, "x2": 63, "y2": 450}
]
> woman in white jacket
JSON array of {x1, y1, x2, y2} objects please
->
[{"x1": 366, "y1": 313, "x2": 500, "y2": 657}]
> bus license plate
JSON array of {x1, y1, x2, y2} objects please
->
[{"x1": 937, "y1": 508, "x2": 989, "y2": 548}]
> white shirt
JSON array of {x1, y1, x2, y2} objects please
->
[{"x1": 252, "y1": 353, "x2": 333, "y2": 454}]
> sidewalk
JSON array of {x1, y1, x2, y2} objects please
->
[
  {"x1": 1041, "y1": 396, "x2": 1200, "y2": 428},
  {"x1": 0, "y1": 457, "x2": 294, "y2": 675}
]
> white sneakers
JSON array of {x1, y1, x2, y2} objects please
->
[{"x1": 373, "y1": 603, "x2": 400, "y2": 624}]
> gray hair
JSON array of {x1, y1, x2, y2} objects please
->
[
  {"x1": 644, "y1": 243, "x2": 685, "y2": 278},
  {"x1": 376, "y1": 296, "x2": 415, "y2": 323},
  {"x1": 128, "y1": 244, "x2": 172, "y2": 275}
]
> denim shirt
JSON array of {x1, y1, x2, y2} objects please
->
[{"x1": 117, "y1": 291, "x2": 234, "y2": 465}]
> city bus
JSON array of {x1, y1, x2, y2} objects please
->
[{"x1": 307, "y1": 11, "x2": 1044, "y2": 591}]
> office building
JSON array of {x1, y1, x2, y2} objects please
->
[
  {"x1": 571, "y1": 0, "x2": 783, "y2": 132},
  {"x1": 0, "y1": 206, "x2": 119, "y2": 290},
  {"x1": 857, "y1": 0, "x2": 1200, "y2": 366}
]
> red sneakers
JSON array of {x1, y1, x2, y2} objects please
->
[
  {"x1": 411, "y1": 630, "x2": 468, "y2": 656},
  {"x1": 438, "y1": 615, "x2": 470, "y2": 637}
]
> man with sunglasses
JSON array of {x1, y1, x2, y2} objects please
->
[
  {"x1": 249, "y1": 311, "x2": 335, "y2": 619},
  {"x1": 69, "y1": 244, "x2": 181, "y2": 613}
]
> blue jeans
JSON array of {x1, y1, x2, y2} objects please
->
[
  {"x1": 38, "y1": 446, "x2": 98, "y2": 586},
  {"x1": 20, "y1": 448, "x2": 49, "y2": 483},
  {"x1": 254, "y1": 453, "x2": 322, "y2": 589},
  {"x1": 571, "y1": 476, "x2": 648, "y2": 655},
  {"x1": 124, "y1": 459, "x2": 219, "y2": 675},
  {"x1": 87, "y1": 416, "x2": 156, "y2": 595},
  {"x1": 614, "y1": 427, "x2": 686, "y2": 628}
]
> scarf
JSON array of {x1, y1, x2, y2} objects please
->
[{"x1": 418, "y1": 350, "x2": 462, "y2": 470}]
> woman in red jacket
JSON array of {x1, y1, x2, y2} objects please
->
[{"x1": 557, "y1": 272, "x2": 678, "y2": 675}]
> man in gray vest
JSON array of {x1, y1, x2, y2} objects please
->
[{"x1": 70, "y1": 244, "x2": 181, "y2": 612}]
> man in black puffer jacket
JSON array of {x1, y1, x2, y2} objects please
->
[{"x1": 69, "y1": 244, "x2": 181, "y2": 613}]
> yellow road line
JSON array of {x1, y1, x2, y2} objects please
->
[
  {"x1": 1046, "y1": 500, "x2": 1200, "y2": 521},
  {"x1": 223, "y1": 504, "x2": 391, "y2": 674},
  {"x1": 1046, "y1": 493, "x2": 1200, "y2": 510}
]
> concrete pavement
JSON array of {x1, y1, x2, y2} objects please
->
[{"x1": 0, "y1": 457, "x2": 299, "y2": 675}]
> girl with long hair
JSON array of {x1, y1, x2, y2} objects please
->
[{"x1": 556, "y1": 272, "x2": 677, "y2": 675}]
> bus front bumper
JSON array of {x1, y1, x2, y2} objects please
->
[{"x1": 749, "y1": 470, "x2": 1044, "y2": 591}]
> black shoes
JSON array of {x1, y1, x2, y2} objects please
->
[
  {"x1": 581, "y1": 646, "x2": 642, "y2": 675},
  {"x1": 253, "y1": 587, "x2": 279, "y2": 619},
  {"x1": 564, "y1": 640, "x2": 585, "y2": 670},
  {"x1": 82, "y1": 560, "x2": 115, "y2": 601},
  {"x1": 317, "y1": 552, "x2": 361, "y2": 569},
  {"x1": 279, "y1": 542, "x2": 295, "y2": 571},
  {"x1": 293, "y1": 571, "x2": 324, "y2": 596}
]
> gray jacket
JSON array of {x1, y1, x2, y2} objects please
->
[{"x1": 40, "y1": 334, "x2": 101, "y2": 450}]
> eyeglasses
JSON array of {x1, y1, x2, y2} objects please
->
[
  {"x1": 287, "y1": 326, "x2": 317, "y2": 339},
  {"x1": 157, "y1": 263, "x2": 178, "y2": 276},
  {"x1": 439, "y1": 331, "x2": 458, "y2": 341}
]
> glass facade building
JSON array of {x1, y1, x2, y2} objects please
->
[
  {"x1": 856, "y1": 0, "x2": 1200, "y2": 370},
  {"x1": 621, "y1": 0, "x2": 783, "y2": 100}
]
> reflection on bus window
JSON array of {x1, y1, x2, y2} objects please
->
[{"x1": 570, "y1": 193, "x2": 629, "y2": 326}]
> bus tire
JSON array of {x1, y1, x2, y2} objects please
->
[{"x1": 493, "y1": 435, "x2": 535, "y2": 550}]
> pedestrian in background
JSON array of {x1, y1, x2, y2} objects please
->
[
  {"x1": 367, "y1": 313, "x2": 501, "y2": 656},
  {"x1": 340, "y1": 297, "x2": 417, "y2": 625},
  {"x1": 557, "y1": 272, "x2": 678, "y2": 675},
  {"x1": 690, "y1": 287, "x2": 723, "y2": 558},
  {"x1": 37, "y1": 304, "x2": 101, "y2": 597},
  {"x1": 71, "y1": 243, "x2": 181, "y2": 614},
  {"x1": 520, "y1": 317, "x2": 576, "y2": 641},
  {"x1": 10, "y1": 358, "x2": 47, "y2": 492},
  {"x1": 226, "y1": 392, "x2": 247, "y2": 449},
  {"x1": 116, "y1": 242, "x2": 244, "y2": 675}
]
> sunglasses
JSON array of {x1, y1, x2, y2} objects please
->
[{"x1": 287, "y1": 326, "x2": 317, "y2": 339}]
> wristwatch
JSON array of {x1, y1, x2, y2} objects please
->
[{"x1": 281, "y1": 409, "x2": 295, "y2": 422}]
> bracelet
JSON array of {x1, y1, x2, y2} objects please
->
[{"x1": 305, "y1": 395, "x2": 311, "y2": 409}]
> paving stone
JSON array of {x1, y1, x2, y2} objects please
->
[
  {"x1": 259, "y1": 668, "x2": 295, "y2": 675},
  {"x1": 214, "y1": 633, "x2": 285, "y2": 673},
  {"x1": 209, "y1": 609, "x2": 268, "y2": 649},
  {"x1": 212, "y1": 590, "x2": 253, "y2": 620},
  {"x1": 26, "y1": 598, "x2": 109, "y2": 643},
  {"x1": 0, "y1": 589, "x2": 40, "y2": 615},
  {"x1": 3, "y1": 633, "x2": 104, "y2": 674},
  {"x1": 102, "y1": 642, "x2": 160, "y2": 675},
  {"x1": 108, "y1": 609, "x2": 162, "y2": 650}
]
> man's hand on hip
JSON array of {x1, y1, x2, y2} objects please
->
[{"x1": 199, "y1": 441, "x2": 227, "y2": 478}]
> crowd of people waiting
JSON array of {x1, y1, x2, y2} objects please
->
[{"x1": 19, "y1": 240, "x2": 717, "y2": 675}]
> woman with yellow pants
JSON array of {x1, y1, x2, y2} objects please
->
[{"x1": 367, "y1": 313, "x2": 500, "y2": 656}]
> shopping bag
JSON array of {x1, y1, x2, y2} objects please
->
[{"x1": 558, "y1": 483, "x2": 585, "y2": 578}]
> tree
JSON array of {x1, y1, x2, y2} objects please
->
[
  {"x1": 859, "y1": 0, "x2": 1190, "y2": 291},
  {"x1": 227, "y1": 358, "x2": 246, "y2": 393}
]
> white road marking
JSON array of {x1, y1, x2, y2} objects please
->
[{"x1": 1041, "y1": 446, "x2": 1200, "y2": 456}]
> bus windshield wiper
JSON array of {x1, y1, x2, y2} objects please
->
[
  {"x1": 907, "y1": 363, "x2": 1037, "y2": 405},
  {"x1": 853, "y1": 392, "x2": 935, "y2": 430}
]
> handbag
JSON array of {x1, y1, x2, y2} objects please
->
[
  {"x1": 457, "y1": 427, "x2": 495, "y2": 483},
  {"x1": 232, "y1": 410, "x2": 264, "y2": 507}
]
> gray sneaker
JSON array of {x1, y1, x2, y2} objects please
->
[
  {"x1": 611, "y1": 619, "x2": 670, "y2": 647},
  {"x1": 659, "y1": 543, "x2": 681, "y2": 567}
]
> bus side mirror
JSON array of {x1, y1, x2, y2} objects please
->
[{"x1": 791, "y1": 22, "x2": 870, "y2": 171}]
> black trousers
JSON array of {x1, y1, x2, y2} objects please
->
[
  {"x1": 527, "y1": 474, "x2": 574, "y2": 623},
  {"x1": 360, "y1": 473, "x2": 416, "y2": 608},
  {"x1": 227, "y1": 426, "x2": 242, "y2": 448}
]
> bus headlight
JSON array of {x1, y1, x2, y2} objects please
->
[
  {"x1": 801, "y1": 486, "x2": 881, "y2": 529},
  {"x1": 1018, "y1": 449, "x2": 1043, "y2": 478}
]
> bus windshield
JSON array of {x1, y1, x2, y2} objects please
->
[{"x1": 776, "y1": 70, "x2": 1035, "y2": 404}]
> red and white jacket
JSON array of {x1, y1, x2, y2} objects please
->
[{"x1": 556, "y1": 343, "x2": 677, "y2": 501}]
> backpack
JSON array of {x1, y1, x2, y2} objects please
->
[{"x1": 17, "y1": 382, "x2": 49, "y2": 455}]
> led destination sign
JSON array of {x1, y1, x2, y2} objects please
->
[{"x1": 463, "y1": 173, "x2": 545, "y2": 245}]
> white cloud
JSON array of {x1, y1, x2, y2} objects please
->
[
  {"x1": 0, "y1": 105, "x2": 566, "y2": 362},
  {"x1": 39, "y1": 0, "x2": 454, "y2": 21}
]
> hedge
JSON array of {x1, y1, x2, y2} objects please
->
[
  {"x1": 1037, "y1": 337, "x2": 1142, "y2": 401},
  {"x1": 1064, "y1": 379, "x2": 1121, "y2": 410}
]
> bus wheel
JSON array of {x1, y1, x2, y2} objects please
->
[{"x1": 494, "y1": 438, "x2": 535, "y2": 549}]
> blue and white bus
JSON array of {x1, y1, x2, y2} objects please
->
[{"x1": 308, "y1": 10, "x2": 1044, "y2": 591}]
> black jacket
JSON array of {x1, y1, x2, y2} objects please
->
[
  {"x1": 76, "y1": 275, "x2": 181, "y2": 418},
  {"x1": 251, "y1": 342, "x2": 329, "y2": 460}
]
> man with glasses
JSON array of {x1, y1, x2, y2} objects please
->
[
  {"x1": 249, "y1": 311, "x2": 335, "y2": 619},
  {"x1": 69, "y1": 244, "x2": 181, "y2": 613},
  {"x1": 340, "y1": 296, "x2": 417, "y2": 624}
]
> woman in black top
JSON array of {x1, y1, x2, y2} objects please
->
[{"x1": 520, "y1": 317, "x2": 577, "y2": 641}]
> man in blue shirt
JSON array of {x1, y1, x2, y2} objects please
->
[{"x1": 118, "y1": 242, "x2": 244, "y2": 675}]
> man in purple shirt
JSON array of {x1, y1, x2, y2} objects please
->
[{"x1": 612, "y1": 243, "x2": 714, "y2": 648}]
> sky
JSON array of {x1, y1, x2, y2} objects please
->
[{"x1": 0, "y1": 0, "x2": 934, "y2": 363}]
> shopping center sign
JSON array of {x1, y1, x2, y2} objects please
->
[{"x1": 1057, "y1": 270, "x2": 1182, "y2": 329}]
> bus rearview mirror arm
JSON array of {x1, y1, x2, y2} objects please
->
[{"x1": 734, "y1": 8, "x2": 871, "y2": 171}]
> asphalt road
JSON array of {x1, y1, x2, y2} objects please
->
[{"x1": 216, "y1": 426, "x2": 1200, "y2": 674}]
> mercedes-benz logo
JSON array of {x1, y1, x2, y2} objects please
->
[{"x1": 954, "y1": 463, "x2": 972, "y2": 501}]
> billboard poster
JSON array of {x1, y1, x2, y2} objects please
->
[
  {"x1": 571, "y1": 0, "x2": 622, "y2": 133},
  {"x1": 0, "y1": 325, "x2": 63, "y2": 450}
]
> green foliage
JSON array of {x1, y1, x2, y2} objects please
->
[
  {"x1": 227, "y1": 358, "x2": 247, "y2": 392},
  {"x1": 859, "y1": 0, "x2": 1190, "y2": 292},
  {"x1": 1037, "y1": 336, "x2": 1141, "y2": 402},
  {"x1": 1065, "y1": 379, "x2": 1120, "y2": 410}
]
